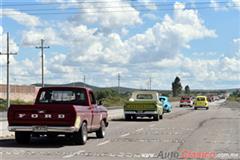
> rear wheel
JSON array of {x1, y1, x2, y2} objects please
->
[
  {"x1": 159, "y1": 114, "x2": 163, "y2": 120},
  {"x1": 15, "y1": 132, "x2": 31, "y2": 144},
  {"x1": 132, "y1": 115, "x2": 137, "y2": 121},
  {"x1": 153, "y1": 115, "x2": 159, "y2": 121},
  {"x1": 96, "y1": 121, "x2": 106, "y2": 138},
  {"x1": 194, "y1": 107, "x2": 197, "y2": 110},
  {"x1": 73, "y1": 122, "x2": 88, "y2": 145},
  {"x1": 206, "y1": 107, "x2": 209, "y2": 110},
  {"x1": 125, "y1": 115, "x2": 131, "y2": 121}
]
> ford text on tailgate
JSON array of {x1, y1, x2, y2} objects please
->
[{"x1": 8, "y1": 87, "x2": 109, "y2": 145}]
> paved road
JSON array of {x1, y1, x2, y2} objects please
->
[{"x1": 0, "y1": 100, "x2": 239, "y2": 160}]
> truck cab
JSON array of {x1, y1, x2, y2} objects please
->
[
  {"x1": 8, "y1": 87, "x2": 108, "y2": 145},
  {"x1": 124, "y1": 91, "x2": 163, "y2": 121}
]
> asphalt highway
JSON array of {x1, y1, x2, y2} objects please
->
[{"x1": 0, "y1": 99, "x2": 239, "y2": 160}]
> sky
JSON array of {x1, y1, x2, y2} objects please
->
[{"x1": 0, "y1": 0, "x2": 240, "y2": 90}]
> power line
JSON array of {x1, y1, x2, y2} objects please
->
[
  {"x1": 1, "y1": 1, "x2": 230, "y2": 7},
  {"x1": 2, "y1": 5, "x2": 239, "y2": 16},
  {"x1": 2, "y1": 2, "x2": 233, "y2": 13},
  {"x1": 1, "y1": 1, "x2": 231, "y2": 11}
]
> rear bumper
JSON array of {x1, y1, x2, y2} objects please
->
[
  {"x1": 8, "y1": 126, "x2": 79, "y2": 133},
  {"x1": 194, "y1": 106, "x2": 208, "y2": 108},
  {"x1": 180, "y1": 103, "x2": 192, "y2": 106},
  {"x1": 124, "y1": 111, "x2": 158, "y2": 116}
]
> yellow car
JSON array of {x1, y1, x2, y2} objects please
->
[{"x1": 194, "y1": 96, "x2": 209, "y2": 110}]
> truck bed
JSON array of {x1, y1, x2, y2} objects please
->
[
  {"x1": 8, "y1": 104, "x2": 77, "y2": 127},
  {"x1": 124, "y1": 101, "x2": 157, "y2": 111}
]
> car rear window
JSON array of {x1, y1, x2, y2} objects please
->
[
  {"x1": 136, "y1": 94, "x2": 153, "y2": 100},
  {"x1": 197, "y1": 97, "x2": 206, "y2": 101},
  {"x1": 181, "y1": 97, "x2": 190, "y2": 100},
  {"x1": 37, "y1": 89, "x2": 88, "y2": 105}
]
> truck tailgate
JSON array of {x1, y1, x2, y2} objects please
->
[
  {"x1": 124, "y1": 101, "x2": 157, "y2": 111},
  {"x1": 8, "y1": 104, "x2": 76, "y2": 126}
]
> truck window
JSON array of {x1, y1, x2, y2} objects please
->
[
  {"x1": 197, "y1": 97, "x2": 206, "y2": 101},
  {"x1": 136, "y1": 94, "x2": 153, "y2": 100},
  {"x1": 89, "y1": 92, "x2": 96, "y2": 104},
  {"x1": 37, "y1": 90, "x2": 88, "y2": 105}
]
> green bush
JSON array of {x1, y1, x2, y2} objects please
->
[
  {"x1": 0, "y1": 99, "x2": 33, "y2": 111},
  {"x1": 102, "y1": 96, "x2": 128, "y2": 107},
  {"x1": 227, "y1": 91, "x2": 240, "y2": 102}
]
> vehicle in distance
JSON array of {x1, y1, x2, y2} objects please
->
[
  {"x1": 8, "y1": 87, "x2": 108, "y2": 145},
  {"x1": 207, "y1": 95, "x2": 215, "y2": 102},
  {"x1": 159, "y1": 96, "x2": 172, "y2": 113},
  {"x1": 194, "y1": 96, "x2": 209, "y2": 110},
  {"x1": 179, "y1": 96, "x2": 194, "y2": 107},
  {"x1": 124, "y1": 91, "x2": 164, "y2": 121}
]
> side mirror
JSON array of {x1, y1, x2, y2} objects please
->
[{"x1": 98, "y1": 100, "x2": 103, "y2": 105}]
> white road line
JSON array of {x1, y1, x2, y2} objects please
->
[
  {"x1": 63, "y1": 150, "x2": 85, "y2": 159},
  {"x1": 120, "y1": 133, "x2": 130, "y2": 138},
  {"x1": 149, "y1": 124, "x2": 156, "y2": 127},
  {"x1": 136, "y1": 128, "x2": 143, "y2": 132},
  {"x1": 97, "y1": 140, "x2": 110, "y2": 146}
]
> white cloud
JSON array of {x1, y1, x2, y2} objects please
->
[
  {"x1": 210, "y1": 0, "x2": 240, "y2": 11},
  {"x1": 38, "y1": 0, "x2": 142, "y2": 31},
  {"x1": 142, "y1": 13, "x2": 159, "y2": 21},
  {"x1": 139, "y1": 0, "x2": 158, "y2": 10},
  {"x1": 155, "y1": 54, "x2": 240, "y2": 83},
  {"x1": 21, "y1": 27, "x2": 63, "y2": 46},
  {"x1": 0, "y1": 26, "x2": 19, "y2": 53},
  {"x1": 210, "y1": 0, "x2": 228, "y2": 11},
  {"x1": 1, "y1": 8, "x2": 40, "y2": 27},
  {"x1": 4, "y1": 2, "x2": 238, "y2": 89},
  {"x1": 233, "y1": 38, "x2": 240, "y2": 56},
  {"x1": 127, "y1": 2, "x2": 216, "y2": 62},
  {"x1": 232, "y1": 0, "x2": 240, "y2": 10}
]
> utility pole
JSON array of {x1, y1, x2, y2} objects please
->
[
  {"x1": 83, "y1": 75, "x2": 86, "y2": 87},
  {"x1": 149, "y1": 77, "x2": 152, "y2": 90},
  {"x1": 118, "y1": 73, "x2": 120, "y2": 94},
  {"x1": 36, "y1": 39, "x2": 49, "y2": 87},
  {"x1": 0, "y1": 32, "x2": 17, "y2": 108}
]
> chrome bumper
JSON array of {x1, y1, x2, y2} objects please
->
[
  {"x1": 8, "y1": 126, "x2": 79, "y2": 133},
  {"x1": 124, "y1": 111, "x2": 158, "y2": 115}
]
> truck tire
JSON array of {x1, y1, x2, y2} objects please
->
[
  {"x1": 125, "y1": 115, "x2": 131, "y2": 121},
  {"x1": 159, "y1": 114, "x2": 163, "y2": 120},
  {"x1": 96, "y1": 120, "x2": 106, "y2": 138},
  {"x1": 15, "y1": 132, "x2": 30, "y2": 144},
  {"x1": 153, "y1": 115, "x2": 159, "y2": 121},
  {"x1": 132, "y1": 115, "x2": 137, "y2": 121},
  {"x1": 74, "y1": 122, "x2": 88, "y2": 145}
]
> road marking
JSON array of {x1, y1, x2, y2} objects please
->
[
  {"x1": 97, "y1": 140, "x2": 110, "y2": 146},
  {"x1": 149, "y1": 124, "x2": 156, "y2": 127},
  {"x1": 120, "y1": 133, "x2": 130, "y2": 137},
  {"x1": 136, "y1": 128, "x2": 143, "y2": 132},
  {"x1": 63, "y1": 150, "x2": 85, "y2": 159}
]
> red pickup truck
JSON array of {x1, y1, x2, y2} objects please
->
[{"x1": 8, "y1": 87, "x2": 108, "y2": 145}]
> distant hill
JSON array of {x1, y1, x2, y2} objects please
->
[
  {"x1": 32, "y1": 82, "x2": 239, "y2": 94},
  {"x1": 32, "y1": 82, "x2": 138, "y2": 93},
  {"x1": 33, "y1": 82, "x2": 99, "y2": 90}
]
